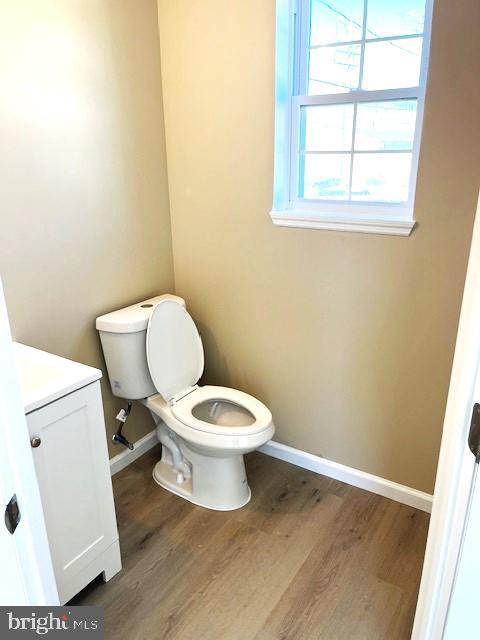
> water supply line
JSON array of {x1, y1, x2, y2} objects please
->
[{"x1": 112, "y1": 401, "x2": 134, "y2": 450}]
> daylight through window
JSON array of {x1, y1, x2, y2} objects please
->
[{"x1": 272, "y1": 0, "x2": 433, "y2": 235}]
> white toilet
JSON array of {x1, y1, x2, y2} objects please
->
[{"x1": 96, "y1": 294, "x2": 275, "y2": 510}]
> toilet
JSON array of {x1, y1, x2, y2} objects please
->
[{"x1": 96, "y1": 294, "x2": 275, "y2": 510}]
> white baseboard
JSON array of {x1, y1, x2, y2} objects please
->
[
  {"x1": 109, "y1": 432, "x2": 433, "y2": 513},
  {"x1": 260, "y1": 440, "x2": 433, "y2": 513},
  {"x1": 109, "y1": 429, "x2": 158, "y2": 476}
]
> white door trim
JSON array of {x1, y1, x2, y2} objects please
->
[
  {"x1": 412, "y1": 193, "x2": 480, "y2": 639},
  {"x1": 0, "y1": 278, "x2": 58, "y2": 605}
]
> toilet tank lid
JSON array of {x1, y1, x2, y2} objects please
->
[{"x1": 95, "y1": 294, "x2": 186, "y2": 334}]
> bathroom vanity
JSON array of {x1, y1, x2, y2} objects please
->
[{"x1": 13, "y1": 343, "x2": 121, "y2": 604}]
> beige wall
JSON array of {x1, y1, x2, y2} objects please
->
[
  {"x1": 158, "y1": 0, "x2": 480, "y2": 492},
  {"x1": 0, "y1": 0, "x2": 174, "y2": 454},
  {"x1": 0, "y1": 1, "x2": 478, "y2": 491}
]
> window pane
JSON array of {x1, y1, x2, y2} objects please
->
[
  {"x1": 355, "y1": 100, "x2": 417, "y2": 151},
  {"x1": 301, "y1": 154, "x2": 350, "y2": 199},
  {"x1": 362, "y1": 37, "x2": 423, "y2": 90},
  {"x1": 301, "y1": 104, "x2": 354, "y2": 151},
  {"x1": 310, "y1": 0, "x2": 364, "y2": 46},
  {"x1": 366, "y1": 0, "x2": 426, "y2": 39},
  {"x1": 309, "y1": 44, "x2": 361, "y2": 94},
  {"x1": 351, "y1": 153, "x2": 412, "y2": 202}
]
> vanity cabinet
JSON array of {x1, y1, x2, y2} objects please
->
[{"x1": 14, "y1": 343, "x2": 121, "y2": 604}]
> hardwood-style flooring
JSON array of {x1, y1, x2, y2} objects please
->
[{"x1": 71, "y1": 446, "x2": 429, "y2": 639}]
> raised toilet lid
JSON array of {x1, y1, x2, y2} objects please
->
[{"x1": 146, "y1": 300, "x2": 204, "y2": 401}]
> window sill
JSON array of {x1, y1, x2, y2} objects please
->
[{"x1": 270, "y1": 211, "x2": 416, "y2": 237}]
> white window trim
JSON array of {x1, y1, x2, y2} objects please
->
[{"x1": 271, "y1": 0, "x2": 434, "y2": 236}]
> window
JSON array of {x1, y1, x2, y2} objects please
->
[{"x1": 271, "y1": 0, "x2": 433, "y2": 235}]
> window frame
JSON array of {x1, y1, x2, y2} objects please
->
[{"x1": 271, "y1": 0, "x2": 434, "y2": 236}]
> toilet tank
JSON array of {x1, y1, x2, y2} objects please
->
[{"x1": 96, "y1": 294, "x2": 186, "y2": 400}]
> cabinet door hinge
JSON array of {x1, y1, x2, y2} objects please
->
[
  {"x1": 4, "y1": 494, "x2": 21, "y2": 535},
  {"x1": 468, "y1": 403, "x2": 480, "y2": 463}
]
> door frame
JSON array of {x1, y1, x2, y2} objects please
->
[
  {"x1": 0, "y1": 278, "x2": 58, "y2": 605},
  {"x1": 412, "y1": 193, "x2": 480, "y2": 639}
]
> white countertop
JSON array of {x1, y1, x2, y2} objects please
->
[{"x1": 13, "y1": 342, "x2": 102, "y2": 414}]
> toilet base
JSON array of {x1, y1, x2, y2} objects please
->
[{"x1": 152, "y1": 446, "x2": 252, "y2": 511}]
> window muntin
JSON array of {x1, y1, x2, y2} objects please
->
[
  {"x1": 306, "y1": 0, "x2": 426, "y2": 97},
  {"x1": 297, "y1": 97, "x2": 418, "y2": 201},
  {"x1": 273, "y1": 0, "x2": 433, "y2": 231}
]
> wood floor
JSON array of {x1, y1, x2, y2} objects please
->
[{"x1": 71, "y1": 446, "x2": 430, "y2": 640}]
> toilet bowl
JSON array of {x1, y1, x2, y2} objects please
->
[{"x1": 96, "y1": 294, "x2": 275, "y2": 510}]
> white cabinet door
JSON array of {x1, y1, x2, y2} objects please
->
[{"x1": 27, "y1": 381, "x2": 119, "y2": 601}]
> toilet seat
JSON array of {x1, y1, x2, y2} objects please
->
[
  {"x1": 146, "y1": 299, "x2": 273, "y2": 441},
  {"x1": 171, "y1": 385, "x2": 273, "y2": 436}
]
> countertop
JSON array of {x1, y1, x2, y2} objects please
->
[{"x1": 13, "y1": 342, "x2": 102, "y2": 413}]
